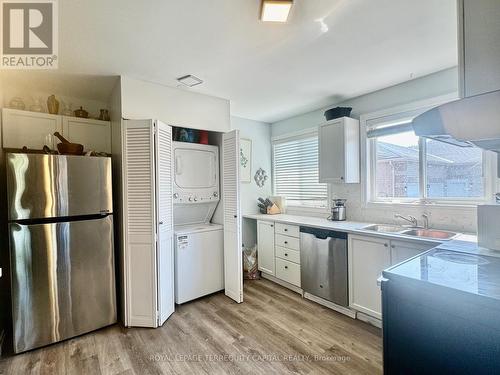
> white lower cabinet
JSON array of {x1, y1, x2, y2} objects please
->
[
  {"x1": 390, "y1": 239, "x2": 435, "y2": 265},
  {"x1": 275, "y1": 258, "x2": 301, "y2": 287},
  {"x1": 348, "y1": 234, "x2": 435, "y2": 319},
  {"x1": 349, "y1": 235, "x2": 391, "y2": 319},
  {"x1": 257, "y1": 221, "x2": 275, "y2": 276},
  {"x1": 257, "y1": 221, "x2": 301, "y2": 288}
]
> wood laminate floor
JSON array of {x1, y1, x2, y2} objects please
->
[{"x1": 0, "y1": 279, "x2": 382, "y2": 375}]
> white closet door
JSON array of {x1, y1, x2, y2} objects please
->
[
  {"x1": 122, "y1": 119, "x2": 158, "y2": 327},
  {"x1": 155, "y1": 121, "x2": 175, "y2": 325},
  {"x1": 222, "y1": 130, "x2": 243, "y2": 303}
]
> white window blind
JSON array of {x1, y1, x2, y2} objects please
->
[{"x1": 273, "y1": 134, "x2": 328, "y2": 207}]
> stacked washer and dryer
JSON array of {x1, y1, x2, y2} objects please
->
[{"x1": 172, "y1": 141, "x2": 224, "y2": 304}]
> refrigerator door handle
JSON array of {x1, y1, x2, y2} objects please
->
[{"x1": 377, "y1": 275, "x2": 389, "y2": 287}]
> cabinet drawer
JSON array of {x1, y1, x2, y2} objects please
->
[
  {"x1": 275, "y1": 258, "x2": 301, "y2": 287},
  {"x1": 275, "y1": 246, "x2": 300, "y2": 264},
  {"x1": 275, "y1": 234, "x2": 300, "y2": 251},
  {"x1": 275, "y1": 223, "x2": 299, "y2": 238}
]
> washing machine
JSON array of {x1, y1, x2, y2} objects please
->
[
  {"x1": 174, "y1": 223, "x2": 224, "y2": 304},
  {"x1": 172, "y1": 141, "x2": 223, "y2": 303}
]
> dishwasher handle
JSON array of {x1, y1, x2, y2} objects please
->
[{"x1": 300, "y1": 226, "x2": 347, "y2": 240}]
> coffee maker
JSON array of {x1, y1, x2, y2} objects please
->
[{"x1": 328, "y1": 199, "x2": 347, "y2": 221}]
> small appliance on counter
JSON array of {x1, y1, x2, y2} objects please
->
[{"x1": 328, "y1": 199, "x2": 347, "y2": 221}]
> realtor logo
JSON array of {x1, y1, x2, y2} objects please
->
[{"x1": 1, "y1": 0, "x2": 58, "y2": 69}]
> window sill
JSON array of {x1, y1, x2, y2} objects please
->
[{"x1": 365, "y1": 200, "x2": 481, "y2": 211}]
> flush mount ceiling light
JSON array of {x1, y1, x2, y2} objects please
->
[
  {"x1": 261, "y1": 0, "x2": 293, "y2": 22},
  {"x1": 177, "y1": 75, "x2": 203, "y2": 87}
]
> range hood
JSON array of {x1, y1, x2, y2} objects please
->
[{"x1": 412, "y1": 90, "x2": 500, "y2": 152}]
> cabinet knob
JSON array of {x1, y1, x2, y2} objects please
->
[
  {"x1": 285, "y1": 253, "x2": 288, "y2": 256},
  {"x1": 284, "y1": 266, "x2": 288, "y2": 269},
  {"x1": 340, "y1": 176, "x2": 344, "y2": 180},
  {"x1": 233, "y1": 215, "x2": 237, "y2": 218},
  {"x1": 159, "y1": 221, "x2": 164, "y2": 225},
  {"x1": 391, "y1": 244, "x2": 395, "y2": 249},
  {"x1": 384, "y1": 243, "x2": 388, "y2": 247},
  {"x1": 284, "y1": 241, "x2": 288, "y2": 244},
  {"x1": 270, "y1": 225, "x2": 274, "y2": 227},
  {"x1": 284, "y1": 228, "x2": 288, "y2": 232}
]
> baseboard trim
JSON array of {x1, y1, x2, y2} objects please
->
[
  {"x1": 260, "y1": 273, "x2": 303, "y2": 295},
  {"x1": 356, "y1": 311, "x2": 382, "y2": 328},
  {"x1": 304, "y1": 293, "x2": 357, "y2": 319}
]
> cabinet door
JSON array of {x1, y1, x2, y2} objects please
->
[
  {"x1": 257, "y1": 221, "x2": 275, "y2": 275},
  {"x1": 348, "y1": 235, "x2": 390, "y2": 319},
  {"x1": 122, "y1": 119, "x2": 158, "y2": 327},
  {"x1": 62, "y1": 117, "x2": 111, "y2": 153},
  {"x1": 319, "y1": 119, "x2": 345, "y2": 183},
  {"x1": 390, "y1": 240, "x2": 434, "y2": 265},
  {"x1": 463, "y1": 0, "x2": 500, "y2": 97},
  {"x1": 2, "y1": 109, "x2": 62, "y2": 150},
  {"x1": 222, "y1": 130, "x2": 243, "y2": 303},
  {"x1": 155, "y1": 121, "x2": 174, "y2": 326}
]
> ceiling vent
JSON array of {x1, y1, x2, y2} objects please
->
[{"x1": 177, "y1": 75, "x2": 203, "y2": 87}]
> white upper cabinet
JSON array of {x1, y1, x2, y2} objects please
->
[
  {"x1": 319, "y1": 117, "x2": 360, "y2": 184},
  {"x1": 2, "y1": 109, "x2": 62, "y2": 150},
  {"x1": 1, "y1": 109, "x2": 111, "y2": 153},
  {"x1": 460, "y1": 0, "x2": 500, "y2": 97},
  {"x1": 62, "y1": 116, "x2": 111, "y2": 153}
]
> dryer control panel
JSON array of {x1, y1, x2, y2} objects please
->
[{"x1": 173, "y1": 191, "x2": 219, "y2": 204}]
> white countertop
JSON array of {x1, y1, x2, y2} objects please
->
[{"x1": 243, "y1": 213, "x2": 476, "y2": 246}]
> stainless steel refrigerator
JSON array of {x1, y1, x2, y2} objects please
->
[{"x1": 6, "y1": 153, "x2": 117, "y2": 353}]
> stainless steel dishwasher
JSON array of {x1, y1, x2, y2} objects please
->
[{"x1": 300, "y1": 227, "x2": 348, "y2": 306}]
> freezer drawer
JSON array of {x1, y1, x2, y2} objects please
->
[
  {"x1": 6, "y1": 153, "x2": 112, "y2": 220},
  {"x1": 9, "y1": 215, "x2": 117, "y2": 353},
  {"x1": 300, "y1": 227, "x2": 348, "y2": 306}
]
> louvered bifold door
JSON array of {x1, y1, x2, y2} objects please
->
[
  {"x1": 155, "y1": 121, "x2": 175, "y2": 326},
  {"x1": 123, "y1": 119, "x2": 158, "y2": 327},
  {"x1": 222, "y1": 130, "x2": 243, "y2": 303}
]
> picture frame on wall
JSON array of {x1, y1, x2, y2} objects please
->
[{"x1": 240, "y1": 138, "x2": 252, "y2": 183}]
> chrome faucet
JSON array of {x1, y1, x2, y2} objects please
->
[
  {"x1": 422, "y1": 214, "x2": 430, "y2": 229},
  {"x1": 394, "y1": 214, "x2": 418, "y2": 227}
]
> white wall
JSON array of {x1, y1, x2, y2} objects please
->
[
  {"x1": 231, "y1": 116, "x2": 272, "y2": 247},
  {"x1": 271, "y1": 67, "x2": 492, "y2": 233},
  {"x1": 120, "y1": 76, "x2": 230, "y2": 132},
  {"x1": 272, "y1": 67, "x2": 459, "y2": 137}
]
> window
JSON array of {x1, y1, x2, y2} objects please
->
[
  {"x1": 273, "y1": 133, "x2": 328, "y2": 208},
  {"x1": 367, "y1": 109, "x2": 488, "y2": 204}
]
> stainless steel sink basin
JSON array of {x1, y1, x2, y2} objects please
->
[
  {"x1": 400, "y1": 229, "x2": 458, "y2": 240},
  {"x1": 363, "y1": 224, "x2": 406, "y2": 233}
]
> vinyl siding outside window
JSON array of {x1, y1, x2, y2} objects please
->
[
  {"x1": 367, "y1": 110, "x2": 488, "y2": 204},
  {"x1": 272, "y1": 133, "x2": 328, "y2": 208}
]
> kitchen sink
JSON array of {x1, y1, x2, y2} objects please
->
[
  {"x1": 363, "y1": 224, "x2": 406, "y2": 233},
  {"x1": 400, "y1": 229, "x2": 458, "y2": 240}
]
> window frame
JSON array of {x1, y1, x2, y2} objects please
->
[
  {"x1": 361, "y1": 94, "x2": 496, "y2": 207},
  {"x1": 271, "y1": 128, "x2": 330, "y2": 211}
]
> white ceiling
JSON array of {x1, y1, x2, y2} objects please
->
[{"x1": 2, "y1": 0, "x2": 458, "y2": 123}]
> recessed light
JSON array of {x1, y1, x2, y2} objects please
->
[
  {"x1": 177, "y1": 75, "x2": 203, "y2": 87},
  {"x1": 261, "y1": 0, "x2": 293, "y2": 23}
]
